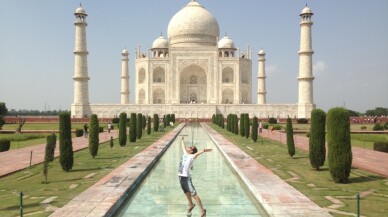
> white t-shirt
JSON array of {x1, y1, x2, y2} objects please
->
[{"x1": 178, "y1": 154, "x2": 194, "y2": 177}]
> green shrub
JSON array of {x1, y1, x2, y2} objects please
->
[
  {"x1": 309, "y1": 109, "x2": 326, "y2": 171},
  {"x1": 98, "y1": 126, "x2": 104, "y2": 133},
  {"x1": 251, "y1": 116, "x2": 258, "y2": 142},
  {"x1": 119, "y1": 113, "x2": 127, "y2": 146},
  {"x1": 268, "y1": 117, "x2": 277, "y2": 124},
  {"x1": 112, "y1": 117, "x2": 120, "y2": 124},
  {"x1": 59, "y1": 112, "x2": 73, "y2": 172},
  {"x1": 110, "y1": 136, "x2": 114, "y2": 149},
  {"x1": 142, "y1": 115, "x2": 146, "y2": 129},
  {"x1": 171, "y1": 114, "x2": 176, "y2": 123},
  {"x1": 327, "y1": 107, "x2": 352, "y2": 183},
  {"x1": 240, "y1": 114, "x2": 245, "y2": 137},
  {"x1": 46, "y1": 133, "x2": 56, "y2": 162},
  {"x1": 75, "y1": 129, "x2": 83, "y2": 137},
  {"x1": 129, "y1": 113, "x2": 137, "y2": 142},
  {"x1": 0, "y1": 139, "x2": 11, "y2": 152},
  {"x1": 384, "y1": 122, "x2": 388, "y2": 129},
  {"x1": 137, "y1": 113, "x2": 143, "y2": 139},
  {"x1": 234, "y1": 114, "x2": 238, "y2": 135},
  {"x1": 286, "y1": 118, "x2": 295, "y2": 158},
  {"x1": 262, "y1": 123, "x2": 269, "y2": 129},
  {"x1": 297, "y1": 118, "x2": 309, "y2": 124},
  {"x1": 373, "y1": 123, "x2": 384, "y2": 131},
  {"x1": 147, "y1": 116, "x2": 151, "y2": 135},
  {"x1": 89, "y1": 114, "x2": 99, "y2": 158},
  {"x1": 373, "y1": 141, "x2": 388, "y2": 153},
  {"x1": 244, "y1": 114, "x2": 250, "y2": 139},
  {"x1": 166, "y1": 114, "x2": 171, "y2": 127},
  {"x1": 153, "y1": 114, "x2": 159, "y2": 132},
  {"x1": 360, "y1": 126, "x2": 367, "y2": 130}
]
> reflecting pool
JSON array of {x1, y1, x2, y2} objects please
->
[{"x1": 115, "y1": 123, "x2": 267, "y2": 216}]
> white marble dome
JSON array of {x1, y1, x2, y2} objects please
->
[
  {"x1": 75, "y1": 6, "x2": 86, "y2": 15},
  {"x1": 218, "y1": 36, "x2": 235, "y2": 49},
  {"x1": 258, "y1": 49, "x2": 265, "y2": 55},
  {"x1": 152, "y1": 36, "x2": 169, "y2": 49},
  {"x1": 300, "y1": 6, "x2": 313, "y2": 15},
  {"x1": 121, "y1": 48, "x2": 128, "y2": 55},
  {"x1": 168, "y1": 0, "x2": 220, "y2": 46}
]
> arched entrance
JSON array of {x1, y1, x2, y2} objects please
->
[{"x1": 180, "y1": 65, "x2": 207, "y2": 103}]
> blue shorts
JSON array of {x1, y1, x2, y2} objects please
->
[{"x1": 179, "y1": 176, "x2": 197, "y2": 196}]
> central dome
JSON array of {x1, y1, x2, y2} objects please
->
[{"x1": 167, "y1": 0, "x2": 220, "y2": 47}]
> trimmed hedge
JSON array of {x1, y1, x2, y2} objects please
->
[
  {"x1": 268, "y1": 117, "x2": 277, "y2": 124},
  {"x1": 119, "y1": 113, "x2": 127, "y2": 146},
  {"x1": 373, "y1": 141, "x2": 388, "y2": 153},
  {"x1": 251, "y1": 116, "x2": 258, "y2": 142},
  {"x1": 129, "y1": 113, "x2": 137, "y2": 142},
  {"x1": 373, "y1": 123, "x2": 384, "y2": 131},
  {"x1": 59, "y1": 112, "x2": 73, "y2": 172},
  {"x1": 384, "y1": 122, "x2": 388, "y2": 129},
  {"x1": 0, "y1": 139, "x2": 11, "y2": 152},
  {"x1": 89, "y1": 114, "x2": 99, "y2": 158},
  {"x1": 112, "y1": 117, "x2": 120, "y2": 124},
  {"x1": 137, "y1": 113, "x2": 143, "y2": 139},
  {"x1": 327, "y1": 107, "x2": 352, "y2": 183},
  {"x1": 297, "y1": 118, "x2": 309, "y2": 124},
  {"x1": 147, "y1": 116, "x2": 151, "y2": 135},
  {"x1": 309, "y1": 109, "x2": 326, "y2": 170},
  {"x1": 286, "y1": 118, "x2": 295, "y2": 158},
  {"x1": 153, "y1": 114, "x2": 159, "y2": 132},
  {"x1": 75, "y1": 129, "x2": 83, "y2": 137}
]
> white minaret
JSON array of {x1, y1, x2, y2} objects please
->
[
  {"x1": 72, "y1": 5, "x2": 90, "y2": 117},
  {"x1": 121, "y1": 48, "x2": 130, "y2": 104},
  {"x1": 257, "y1": 49, "x2": 267, "y2": 104},
  {"x1": 297, "y1": 5, "x2": 315, "y2": 118}
]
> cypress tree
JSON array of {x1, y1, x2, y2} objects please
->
[
  {"x1": 147, "y1": 116, "x2": 151, "y2": 135},
  {"x1": 327, "y1": 107, "x2": 352, "y2": 183},
  {"x1": 153, "y1": 114, "x2": 159, "y2": 132},
  {"x1": 171, "y1": 114, "x2": 175, "y2": 124},
  {"x1": 166, "y1": 114, "x2": 171, "y2": 127},
  {"x1": 43, "y1": 133, "x2": 56, "y2": 184},
  {"x1": 89, "y1": 114, "x2": 99, "y2": 158},
  {"x1": 110, "y1": 136, "x2": 114, "y2": 149},
  {"x1": 142, "y1": 114, "x2": 146, "y2": 129},
  {"x1": 244, "y1": 114, "x2": 250, "y2": 139},
  {"x1": 221, "y1": 114, "x2": 225, "y2": 129},
  {"x1": 137, "y1": 113, "x2": 142, "y2": 139},
  {"x1": 129, "y1": 113, "x2": 137, "y2": 142},
  {"x1": 163, "y1": 115, "x2": 167, "y2": 128},
  {"x1": 309, "y1": 109, "x2": 326, "y2": 171},
  {"x1": 119, "y1": 113, "x2": 127, "y2": 146},
  {"x1": 240, "y1": 114, "x2": 245, "y2": 137},
  {"x1": 59, "y1": 112, "x2": 73, "y2": 172},
  {"x1": 251, "y1": 116, "x2": 258, "y2": 142},
  {"x1": 286, "y1": 118, "x2": 296, "y2": 158},
  {"x1": 234, "y1": 114, "x2": 239, "y2": 135}
]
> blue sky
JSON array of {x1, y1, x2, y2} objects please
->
[{"x1": 0, "y1": 0, "x2": 387, "y2": 113}]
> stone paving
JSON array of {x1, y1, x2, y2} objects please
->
[
  {"x1": 259, "y1": 129, "x2": 388, "y2": 177},
  {"x1": 0, "y1": 130, "x2": 119, "y2": 177}
]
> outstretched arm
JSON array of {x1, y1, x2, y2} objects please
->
[
  {"x1": 181, "y1": 137, "x2": 188, "y2": 154},
  {"x1": 194, "y1": 148, "x2": 213, "y2": 159}
]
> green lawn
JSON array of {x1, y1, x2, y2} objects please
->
[
  {"x1": 210, "y1": 124, "x2": 388, "y2": 217},
  {"x1": 0, "y1": 125, "x2": 176, "y2": 217}
]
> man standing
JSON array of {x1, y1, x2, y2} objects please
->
[{"x1": 178, "y1": 136, "x2": 212, "y2": 216}]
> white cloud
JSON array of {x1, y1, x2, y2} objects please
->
[
  {"x1": 313, "y1": 61, "x2": 327, "y2": 76},
  {"x1": 266, "y1": 65, "x2": 278, "y2": 75}
]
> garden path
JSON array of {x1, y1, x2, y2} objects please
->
[
  {"x1": 260, "y1": 129, "x2": 388, "y2": 177},
  {"x1": 0, "y1": 130, "x2": 118, "y2": 177}
]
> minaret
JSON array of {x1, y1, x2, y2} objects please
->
[
  {"x1": 72, "y1": 5, "x2": 90, "y2": 117},
  {"x1": 297, "y1": 5, "x2": 315, "y2": 118},
  {"x1": 121, "y1": 49, "x2": 130, "y2": 104},
  {"x1": 257, "y1": 49, "x2": 267, "y2": 104}
]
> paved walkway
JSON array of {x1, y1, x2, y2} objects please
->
[
  {"x1": 259, "y1": 129, "x2": 388, "y2": 177},
  {"x1": 0, "y1": 130, "x2": 119, "y2": 177}
]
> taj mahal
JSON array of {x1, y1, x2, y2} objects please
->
[{"x1": 71, "y1": 0, "x2": 315, "y2": 119}]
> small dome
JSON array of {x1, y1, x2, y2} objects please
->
[
  {"x1": 75, "y1": 6, "x2": 87, "y2": 15},
  {"x1": 258, "y1": 49, "x2": 265, "y2": 55},
  {"x1": 300, "y1": 6, "x2": 313, "y2": 15},
  {"x1": 121, "y1": 48, "x2": 129, "y2": 55},
  {"x1": 152, "y1": 36, "x2": 169, "y2": 49},
  {"x1": 218, "y1": 36, "x2": 235, "y2": 49},
  {"x1": 168, "y1": 0, "x2": 220, "y2": 46}
]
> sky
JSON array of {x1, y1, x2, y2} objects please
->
[{"x1": 0, "y1": 0, "x2": 387, "y2": 113}]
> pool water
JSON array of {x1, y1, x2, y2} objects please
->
[{"x1": 115, "y1": 123, "x2": 267, "y2": 216}]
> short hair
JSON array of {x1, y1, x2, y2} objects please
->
[{"x1": 191, "y1": 146, "x2": 198, "y2": 154}]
